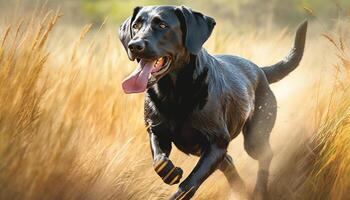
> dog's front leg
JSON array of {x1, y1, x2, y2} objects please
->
[
  {"x1": 149, "y1": 130, "x2": 183, "y2": 185},
  {"x1": 170, "y1": 143, "x2": 226, "y2": 200}
]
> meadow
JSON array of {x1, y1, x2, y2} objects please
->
[{"x1": 0, "y1": 6, "x2": 349, "y2": 200}]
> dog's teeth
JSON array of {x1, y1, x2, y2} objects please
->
[{"x1": 149, "y1": 75, "x2": 156, "y2": 82}]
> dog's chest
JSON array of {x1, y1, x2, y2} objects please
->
[
  {"x1": 145, "y1": 66, "x2": 210, "y2": 155},
  {"x1": 168, "y1": 121, "x2": 209, "y2": 155},
  {"x1": 146, "y1": 96, "x2": 210, "y2": 155}
]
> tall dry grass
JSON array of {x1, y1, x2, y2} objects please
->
[
  {"x1": 298, "y1": 30, "x2": 350, "y2": 200},
  {"x1": 0, "y1": 8, "x2": 349, "y2": 200}
]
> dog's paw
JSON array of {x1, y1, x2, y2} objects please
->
[
  {"x1": 153, "y1": 154, "x2": 183, "y2": 185},
  {"x1": 169, "y1": 184, "x2": 198, "y2": 200}
]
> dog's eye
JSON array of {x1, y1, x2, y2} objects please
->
[
  {"x1": 159, "y1": 22, "x2": 167, "y2": 29},
  {"x1": 132, "y1": 22, "x2": 142, "y2": 30}
]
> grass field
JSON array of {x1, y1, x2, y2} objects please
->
[{"x1": 0, "y1": 7, "x2": 349, "y2": 200}]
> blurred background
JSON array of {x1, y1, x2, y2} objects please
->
[
  {"x1": 1, "y1": 0, "x2": 350, "y2": 30},
  {"x1": 0, "y1": 1, "x2": 349, "y2": 200}
]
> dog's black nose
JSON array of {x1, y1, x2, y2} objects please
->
[{"x1": 128, "y1": 40, "x2": 145, "y2": 53}]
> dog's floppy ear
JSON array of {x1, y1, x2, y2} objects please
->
[
  {"x1": 119, "y1": 6, "x2": 142, "y2": 53},
  {"x1": 175, "y1": 6, "x2": 216, "y2": 54}
]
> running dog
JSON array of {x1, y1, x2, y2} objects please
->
[{"x1": 119, "y1": 5, "x2": 307, "y2": 200}]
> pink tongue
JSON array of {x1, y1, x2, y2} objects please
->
[{"x1": 122, "y1": 59, "x2": 156, "y2": 94}]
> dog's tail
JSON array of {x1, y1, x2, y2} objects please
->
[{"x1": 262, "y1": 20, "x2": 308, "y2": 84}]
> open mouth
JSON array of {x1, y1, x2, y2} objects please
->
[
  {"x1": 122, "y1": 56, "x2": 172, "y2": 94},
  {"x1": 149, "y1": 56, "x2": 172, "y2": 82}
]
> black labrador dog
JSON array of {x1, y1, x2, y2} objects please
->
[{"x1": 119, "y1": 5, "x2": 307, "y2": 200}]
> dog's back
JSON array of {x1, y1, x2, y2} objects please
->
[{"x1": 119, "y1": 5, "x2": 308, "y2": 199}]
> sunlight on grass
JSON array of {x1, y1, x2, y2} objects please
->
[{"x1": 0, "y1": 7, "x2": 349, "y2": 200}]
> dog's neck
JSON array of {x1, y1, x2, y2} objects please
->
[
  {"x1": 146, "y1": 49, "x2": 209, "y2": 118},
  {"x1": 168, "y1": 49, "x2": 210, "y2": 85},
  {"x1": 152, "y1": 49, "x2": 209, "y2": 93}
]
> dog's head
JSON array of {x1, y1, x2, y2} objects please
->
[{"x1": 119, "y1": 5, "x2": 215, "y2": 93}]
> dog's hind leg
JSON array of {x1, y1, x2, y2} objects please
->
[
  {"x1": 243, "y1": 84, "x2": 277, "y2": 200},
  {"x1": 218, "y1": 154, "x2": 249, "y2": 198}
]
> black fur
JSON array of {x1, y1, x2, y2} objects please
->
[{"x1": 119, "y1": 5, "x2": 307, "y2": 200}]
